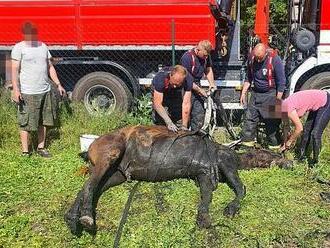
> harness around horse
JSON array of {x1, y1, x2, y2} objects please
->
[{"x1": 201, "y1": 91, "x2": 237, "y2": 140}]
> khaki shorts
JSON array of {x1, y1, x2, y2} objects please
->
[{"x1": 17, "y1": 91, "x2": 57, "y2": 131}]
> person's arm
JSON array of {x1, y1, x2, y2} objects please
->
[
  {"x1": 273, "y1": 56, "x2": 286, "y2": 100},
  {"x1": 49, "y1": 62, "x2": 66, "y2": 96},
  {"x1": 192, "y1": 82, "x2": 207, "y2": 97},
  {"x1": 153, "y1": 90, "x2": 178, "y2": 132},
  {"x1": 240, "y1": 81, "x2": 251, "y2": 106},
  {"x1": 11, "y1": 59, "x2": 21, "y2": 103},
  {"x1": 276, "y1": 91, "x2": 284, "y2": 100},
  {"x1": 205, "y1": 67, "x2": 216, "y2": 90},
  {"x1": 281, "y1": 110, "x2": 303, "y2": 151},
  {"x1": 240, "y1": 60, "x2": 253, "y2": 106},
  {"x1": 181, "y1": 90, "x2": 192, "y2": 128}
]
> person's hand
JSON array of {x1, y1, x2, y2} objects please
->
[
  {"x1": 240, "y1": 92, "x2": 247, "y2": 106},
  {"x1": 166, "y1": 121, "x2": 178, "y2": 132},
  {"x1": 279, "y1": 144, "x2": 287, "y2": 153},
  {"x1": 209, "y1": 86, "x2": 217, "y2": 94},
  {"x1": 180, "y1": 126, "x2": 189, "y2": 132},
  {"x1": 57, "y1": 84, "x2": 66, "y2": 96},
  {"x1": 199, "y1": 88, "x2": 208, "y2": 98},
  {"x1": 12, "y1": 89, "x2": 22, "y2": 103},
  {"x1": 280, "y1": 140, "x2": 294, "y2": 153}
]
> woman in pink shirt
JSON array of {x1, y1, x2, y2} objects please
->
[{"x1": 281, "y1": 89, "x2": 330, "y2": 164}]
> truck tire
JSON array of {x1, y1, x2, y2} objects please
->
[
  {"x1": 72, "y1": 72, "x2": 133, "y2": 115},
  {"x1": 300, "y1": 72, "x2": 330, "y2": 92},
  {"x1": 293, "y1": 29, "x2": 315, "y2": 52}
]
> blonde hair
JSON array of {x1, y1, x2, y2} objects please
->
[
  {"x1": 171, "y1": 65, "x2": 187, "y2": 77},
  {"x1": 197, "y1": 40, "x2": 212, "y2": 54}
]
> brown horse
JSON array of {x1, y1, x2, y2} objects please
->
[{"x1": 65, "y1": 125, "x2": 247, "y2": 236}]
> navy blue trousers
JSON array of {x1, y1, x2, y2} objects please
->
[{"x1": 299, "y1": 93, "x2": 330, "y2": 163}]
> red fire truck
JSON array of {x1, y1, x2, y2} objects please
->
[{"x1": 0, "y1": 0, "x2": 329, "y2": 115}]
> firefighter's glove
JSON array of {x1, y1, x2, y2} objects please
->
[
  {"x1": 166, "y1": 121, "x2": 178, "y2": 133},
  {"x1": 209, "y1": 86, "x2": 216, "y2": 94}
]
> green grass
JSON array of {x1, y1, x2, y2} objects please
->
[{"x1": 0, "y1": 89, "x2": 329, "y2": 248}]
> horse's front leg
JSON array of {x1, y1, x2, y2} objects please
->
[
  {"x1": 222, "y1": 169, "x2": 246, "y2": 217},
  {"x1": 196, "y1": 174, "x2": 214, "y2": 228}
]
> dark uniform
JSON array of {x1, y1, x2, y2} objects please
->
[
  {"x1": 241, "y1": 51, "x2": 286, "y2": 146},
  {"x1": 152, "y1": 68, "x2": 193, "y2": 125},
  {"x1": 181, "y1": 49, "x2": 212, "y2": 131}
]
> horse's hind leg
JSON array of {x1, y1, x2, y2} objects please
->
[
  {"x1": 222, "y1": 169, "x2": 246, "y2": 217},
  {"x1": 91, "y1": 170, "x2": 127, "y2": 217},
  {"x1": 80, "y1": 148, "x2": 123, "y2": 230},
  {"x1": 64, "y1": 189, "x2": 84, "y2": 236},
  {"x1": 196, "y1": 174, "x2": 214, "y2": 228}
]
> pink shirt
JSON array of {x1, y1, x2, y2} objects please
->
[{"x1": 282, "y1": 90, "x2": 328, "y2": 117}]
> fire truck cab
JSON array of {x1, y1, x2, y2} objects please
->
[{"x1": 285, "y1": 0, "x2": 330, "y2": 94}]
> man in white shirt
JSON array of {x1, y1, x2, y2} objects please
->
[{"x1": 11, "y1": 22, "x2": 66, "y2": 157}]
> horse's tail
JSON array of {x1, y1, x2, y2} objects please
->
[{"x1": 78, "y1": 151, "x2": 89, "y2": 163}]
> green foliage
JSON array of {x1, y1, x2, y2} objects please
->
[
  {"x1": 0, "y1": 90, "x2": 330, "y2": 247},
  {"x1": 240, "y1": 0, "x2": 288, "y2": 56}
]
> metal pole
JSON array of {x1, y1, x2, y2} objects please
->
[{"x1": 171, "y1": 18, "x2": 175, "y2": 66}]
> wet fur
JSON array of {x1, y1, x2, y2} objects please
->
[{"x1": 65, "y1": 125, "x2": 247, "y2": 236}]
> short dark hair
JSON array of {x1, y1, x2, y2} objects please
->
[{"x1": 21, "y1": 21, "x2": 37, "y2": 35}]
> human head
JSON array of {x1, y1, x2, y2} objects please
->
[
  {"x1": 169, "y1": 65, "x2": 187, "y2": 88},
  {"x1": 21, "y1": 21, "x2": 38, "y2": 42},
  {"x1": 253, "y1": 43, "x2": 267, "y2": 62},
  {"x1": 263, "y1": 99, "x2": 291, "y2": 120},
  {"x1": 196, "y1": 40, "x2": 212, "y2": 59}
]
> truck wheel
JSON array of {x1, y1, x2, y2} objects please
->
[
  {"x1": 72, "y1": 72, "x2": 133, "y2": 115},
  {"x1": 300, "y1": 72, "x2": 330, "y2": 93}
]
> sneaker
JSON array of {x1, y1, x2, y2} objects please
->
[
  {"x1": 36, "y1": 148, "x2": 52, "y2": 158},
  {"x1": 21, "y1": 151, "x2": 31, "y2": 157}
]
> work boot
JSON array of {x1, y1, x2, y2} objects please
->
[
  {"x1": 268, "y1": 144, "x2": 281, "y2": 152},
  {"x1": 241, "y1": 141, "x2": 256, "y2": 147}
]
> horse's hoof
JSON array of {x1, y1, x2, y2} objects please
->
[
  {"x1": 80, "y1": 215, "x2": 94, "y2": 228},
  {"x1": 64, "y1": 212, "x2": 83, "y2": 236},
  {"x1": 197, "y1": 213, "x2": 211, "y2": 229},
  {"x1": 223, "y1": 204, "x2": 239, "y2": 218}
]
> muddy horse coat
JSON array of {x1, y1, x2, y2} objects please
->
[{"x1": 65, "y1": 125, "x2": 246, "y2": 236}]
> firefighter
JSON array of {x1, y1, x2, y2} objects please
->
[
  {"x1": 180, "y1": 40, "x2": 216, "y2": 131},
  {"x1": 152, "y1": 65, "x2": 193, "y2": 132},
  {"x1": 240, "y1": 43, "x2": 286, "y2": 149}
]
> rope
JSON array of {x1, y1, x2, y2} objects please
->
[{"x1": 113, "y1": 181, "x2": 141, "y2": 248}]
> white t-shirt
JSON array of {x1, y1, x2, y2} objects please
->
[{"x1": 11, "y1": 41, "x2": 52, "y2": 94}]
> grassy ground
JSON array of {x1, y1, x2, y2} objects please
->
[{"x1": 0, "y1": 89, "x2": 329, "y2": 248}]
